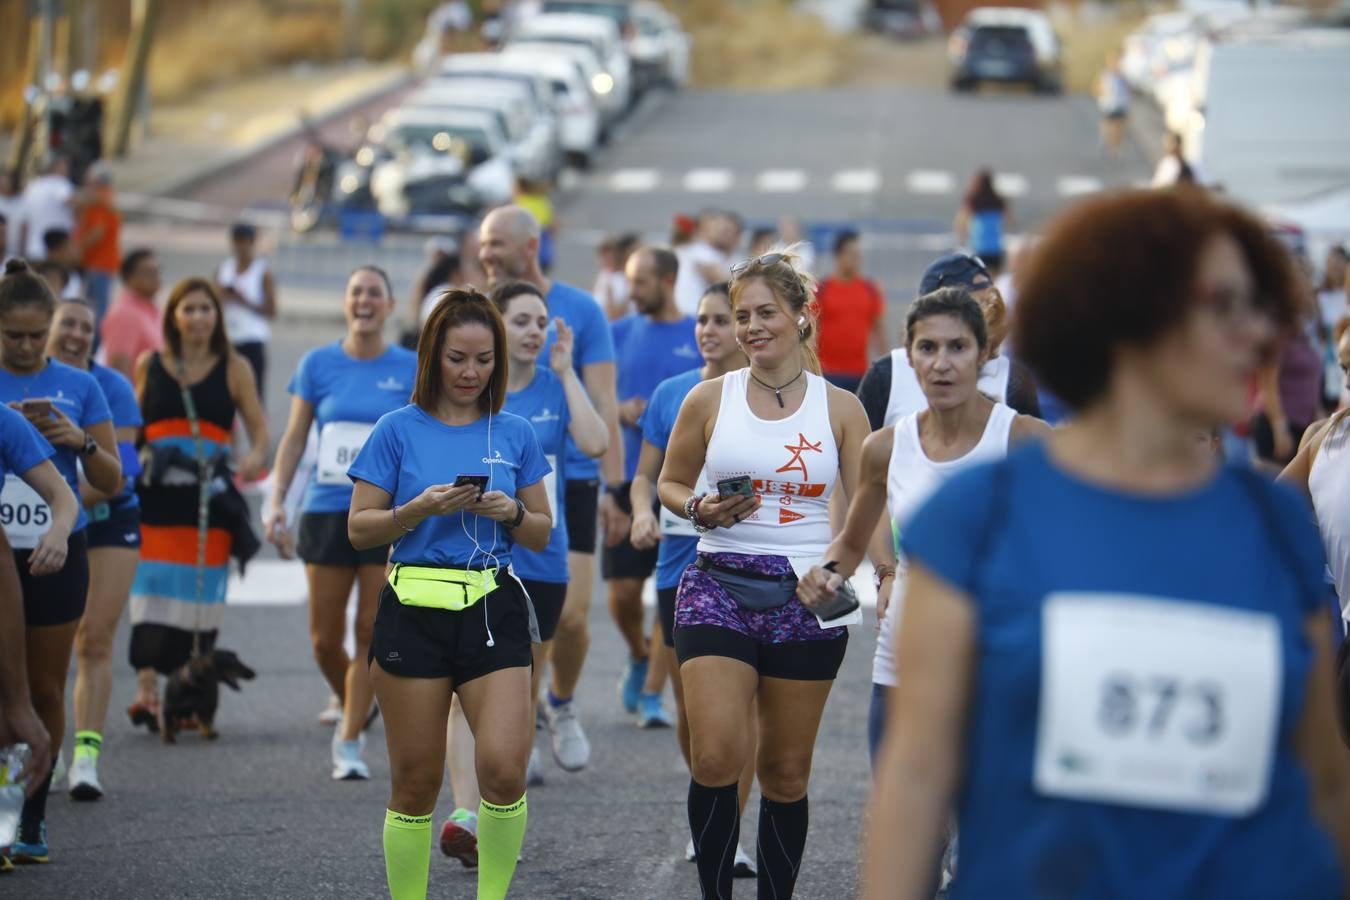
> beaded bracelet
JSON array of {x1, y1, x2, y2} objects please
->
[{"x1": 391, "y1": 504, "x2": 414, "y2": 534}]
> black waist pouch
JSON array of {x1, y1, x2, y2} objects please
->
[{"x1": 696, "y1": 556, "x2": 797, "y2": 611}]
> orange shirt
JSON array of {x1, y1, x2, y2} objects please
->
[
  {"x1": 78, "y1": 199, "x2": 121, "y2": 274},
  {"x1": 815, "y1": 275, "x2": 883, "y2": 377}
]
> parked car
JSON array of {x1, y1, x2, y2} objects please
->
[
  {"x1": 948, "y1": 7, "x2": 1063, "y2": 94},
  {"x1": 403, "y1": 80, "x2": 561, "y2": 182},
  {"x1": 511, "y1": 13, "x2": 633, "y2": 112},
  {"x1": 496, "y1": 48, "x2": 603, "y2": 165},
  {"x1": 367, "y1": 108, "x2": 515, "y2": 221},
  {"x1": 630, "y1": 0, "x2": 690, "y2": 88},
  {"x1": 502, "y1": 38, "x2": 620, "y2": 137},
  {"x1": 434, "y1": 53, "x2": 561, "y2": 136}
]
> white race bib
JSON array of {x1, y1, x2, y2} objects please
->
[
  {"x1": 317, "y1": 421, "x2": 374, "y2": 486},
  {"x1": 1, "y1": 475, "x2": 53, "y2": 550},
  {"x1": 544, "y1": 455, "x2": 559, "y2": 530},
  {"x1": 1034, "y1": 593, "x2": 1282, "y2": 816}
]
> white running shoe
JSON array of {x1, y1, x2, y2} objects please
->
[
  {"x1": 67, "y1": 754, "x2": 103, "y2": 801},
  {"x1": 544, "y1": 699, "x2": 590, "y2": 772},
  {"x1": 526, "y1": 745, "x2": 545, "y2": 786},
  {"x1": 733, "y1": 844, "x2": 756, "y2": 878},
  {"x1": 318, "y1": 694, "x2": 342, "y2": 725},
  {"x1": 331, "y1": 731, "x2": 370, "y2": 781},
  {"x1": 684, "y1": 838, "x2": 696, "y2": 862}
]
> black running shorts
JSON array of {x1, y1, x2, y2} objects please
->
[
  {"x1": 298, "y1": 511, "x2": 390, "y2": 568},
  {"x1": 564, "y1": 478, "x2": 599, "y2": 555},
  {"x1": 17, "y1": 529, "x2": 90, "y2": 627},
  {"x1": 675, "y1": 624, "x2": 848, "y2": 681}
]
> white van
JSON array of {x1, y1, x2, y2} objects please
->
[{"x1": 1181, "y1": 29, "x2": 1350, "y2": 205}]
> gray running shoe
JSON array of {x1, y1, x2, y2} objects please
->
[{"x1": 544, "y1": 699, "x2": 590, "y2": 771}]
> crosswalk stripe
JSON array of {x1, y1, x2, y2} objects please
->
[
  {"x1": 684, "y1": 168, "x2": 734, "y2": 192},
  {"x1": 832, "y1": 168, "x2": 880, "y2": 193},
  {"x1": 906, "y1": 169, "x2": 956, "y2": 194},
  {"x1": 1057, "y1": 175, "x2": 1103, "y2": 197},
  {"x1": 609, "y1": 168, "x2": 660, "y2": 192},
  {"x1": 994, "y1": 172, "x2": 1029, "y2": 197},
  {"x1": 756, "y1": 169, "x2": 807, "y2": 193}
]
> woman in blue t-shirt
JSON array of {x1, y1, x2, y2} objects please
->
[
  {"x1": 46, "y1": 296, "x2": 145, "y2": 801},
  {"x1": 265, "y1": 266, "x2": 416, "y2": 782},
  {"x1": 437, "y1": 280, "x2": 610, "y2": 863},
  {"x1": 864, "y1": 190, "x2": 1350, "y2": 899},
  {"x1": 348, "y1": 289, "x2": 551, "y2": 900},
  {"x1": 0, "y1": 259, "x2": 121, "y2": 866}
]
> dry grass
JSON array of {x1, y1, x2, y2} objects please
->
[
  {"x1": 1051, "y1": 4, "x2": 1150, "y2": 93},
  {"x1": 676, "y1": 0, "x2": 856, "y2": 89}
]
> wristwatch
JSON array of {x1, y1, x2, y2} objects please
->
[
  {"x1": 505, "y1": 497, "x2": 527, "y2": 529},
  {"x1": 80, "y1": 430, "x2": 98, "y2": 458}
]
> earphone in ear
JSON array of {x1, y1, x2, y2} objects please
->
[{"x1": 797, "y1": 316, "x2": 806, "y2": 327}]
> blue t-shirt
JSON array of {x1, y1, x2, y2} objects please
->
[
  {"x1": 347, "y1": 404, "x2": 550, "y2": 568},
  {"x1": 642, "y1": 368, "x2": 702, "y2": 590},
  {"x1": 541, "y1": 281, "x2": 614, "y2": 481},
  {"x1": 0, "y1": 403, "x2": 55, "y2": 482},
  {"x1": 969, "y1": 208, "x2": 1004, "y2": 256},
  {"x1": 902, "y1": 441, "x2": 1342, "y2": 900},
  {"x1": 89, "y1": 361, "x2": 143, "y2": 508},
  {"x1": 289, "y1": 341, "x2": 417, "y2": 513},
  {"x1": 613, "y1": 313, "x2": 700, "y2": 483},
  {"x1": 0, "y1": 359, "x2": 113, "y2": 532},
  {"x1": 505, "y1": 367, "x2": 570, "y2": 583}
]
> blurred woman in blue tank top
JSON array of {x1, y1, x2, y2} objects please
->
[
  {"x1": 864, "y1": 190, "x2": 1350, "y2": 899},
  {"x1": 954, "y1": 169, "x2": 1009, "y2": 275}
]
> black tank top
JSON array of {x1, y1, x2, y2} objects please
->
[{"x1": 141, "y1": 352, "x2": 235, "y2": 436}]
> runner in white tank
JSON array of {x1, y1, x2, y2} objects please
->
[
  {"x1": 657, "y1": 246, "x2": 872, "y2": 899},
  {"x1": 1281, "y1": 406, "x2": 1350, "y2": 617},
  {"x1": 800, "y1": 288, "x2": 1050, "y2": 767}
]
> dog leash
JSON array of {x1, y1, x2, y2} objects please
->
[{"x1": 173, "y1": 353, "x2": 212, "y2": 660}]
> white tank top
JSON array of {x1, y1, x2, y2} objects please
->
[
  {"x1": 697, "y1": 368, "x2": 838, "y2": 558},
  {"x1": 1308, "y1": 414, "x2": 1350, "y2": 623},
  {"x1": 217, "y1": 255, "x2": 271, "y2": 344},
  {"x1": 872, "y1": 402, "x2": 1016, "y2": 686},
  {"x1": 883, "y1": 348, "x2": 1012, "y2": 428}
]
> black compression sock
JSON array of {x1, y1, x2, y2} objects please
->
[
  {"x1": 19, "y1": 766, "x2": 54, "y2": 838},
  {"x1": 688, "y1": 779, "x2": 739, "y2": 900},
  {"x1": 757, "y1": 794, "x2": 809, "y2": 900}
]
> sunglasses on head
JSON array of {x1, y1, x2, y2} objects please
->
[{"x1": 730, "y1": 252, "x2": 788, "y2": 277}]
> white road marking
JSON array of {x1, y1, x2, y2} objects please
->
[
  {"x1": 907, "y1": 169, "x2": 956, "y2": 194},
  {"x1": 1057, "y1": 175, "x2": 1103, "y2": 196},
  {"x1": 756, "y1": 168, "x2": 808, "y2": 193},
  {"x1": 608, "y1": 168, "x2": 661, "y2": 192},
  {"x1": 994, "y1": 172, "x2": 1029, "y2": 197},
  {"x1": 832, "y1": 168, "x2": 881, "y2": 193},
  {"x1": 684, "y1": 168, "x2": 734, "y2": 192}
]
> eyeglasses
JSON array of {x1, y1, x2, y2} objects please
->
[{"x1": 730, "y1": 252, "x2": 788, "y2": 277}]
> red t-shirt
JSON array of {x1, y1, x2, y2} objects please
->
[
  {"x1": 78, "y1": 201, "x2": 122, "y2": 274},
  {"x1": 815, "y1": 276, "x2": 883, "y2": 377}
]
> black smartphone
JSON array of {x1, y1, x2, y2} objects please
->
[
  {"x1": 716, "y1": 475, "x2": 755, "y2": 500},
  {"x1": 453, "y1": 474, "x2": 490, "y2": 498},
  {"x1": 814, "y1": 579, "x2": 860, "y2": 621}
]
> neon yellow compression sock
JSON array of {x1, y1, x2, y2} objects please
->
[
  {"x1": 383, "y1": 809, "x2": 432, "y2": 900},
  {"x1": 477, "y1": 795, "x2": 527, "y2": 900},
  {"x1": 73, "y1": 731, "x2": 103, "y2": 762}
]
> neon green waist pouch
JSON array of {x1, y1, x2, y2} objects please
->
[{"x1": 389, "y1": 564, "x2": 499, "y2": 611}]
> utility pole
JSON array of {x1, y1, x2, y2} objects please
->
[{"x1": 108, "y1": 0, "x2": 160, "y2": 158}]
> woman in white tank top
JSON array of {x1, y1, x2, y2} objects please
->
[
  {"x1": 657, "y1": 247, "x2": 872, "y2": 898},
  {"x1": 1281, "y1": 406, "x2": 1350, "y2": 619},
  {"x1": 799, "y1": 289, "x2": 1050, "y2": 766}
]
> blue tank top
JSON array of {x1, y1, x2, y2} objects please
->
[
  {"x1": 969, "y1": 209, "x2": 1004, "y2": 257},
  {"x1": 902, "y1": 442, "x2": 1342, "y2": 899}
]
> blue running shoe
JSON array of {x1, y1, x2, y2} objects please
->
[
  {"x1": 619, "y1": 657, "x2": 648, "y2": 714},
  {"x1": 637, "y1": 692, "x2": 673, "y2": 729},
  {"x1": 10, "y1": 822, "x2": 47, "y2": 864}
]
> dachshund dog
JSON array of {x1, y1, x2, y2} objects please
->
[{"x1": 161, "y1": 649, "x2": 256, "y2": 743}]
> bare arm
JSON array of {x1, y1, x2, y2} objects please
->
[
  {"x1": 228, "y1": 353, "x2": 271, "y2": 481},
  {"x1": 583, "y1": 360, "x2": 623, "y2": 485},
  {"x1": 261, "y1": 270, "x2": 279, "y2": 320},
  {"x1": 20, "y1": 458, "x2": 78, "y2": 576},
  {"x1": 1279, "y1": 418, "x2": 1334, "y2": 500},
  {"x1": 1010, "y1": 414, "x2": 1053, "y2": 445},
  {"x1": 863, "y1": 563, "x2": 976, "y2": 899},
  {"x1": 1294, "y1": 610, "x2": 1350, "y2": 873},
  {"x1": 266, "y1": 394, "x2": 317, "y2": 536},
  {"x1": 560, "y1": 366, "x2": 608, "y2": 458},
  {"x1": 628, "y1": 440, "x2": 664, "y2": 550},
  {"x1": 80, "y1": 424, "x2": 138, "y2": 505},
  {"x1": 869, "y1": 312, "x2": 890, "y2": 363},
  {"x1": 0, "y1": 526, "x2": 50, "y2": 792},
  {"x1": 953, "y1": 206, "x2": 970, "y2": 244}
]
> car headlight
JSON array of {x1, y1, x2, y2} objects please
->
[
  {"x1": 339, "y1": 173, "x2": 361, "y2": 195},
  {"x1": 592, "y1": 72, "x2": 615, "y2": 95}
]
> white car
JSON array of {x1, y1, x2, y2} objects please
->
[
  {"x1": 630, "y1": 0, "x2": 690, "y2": 88},
  {"x1": 510, "y1": 13, "x2": 633, "y2": 113},
  {"x1": 434, "y1": 53, "x2": 561, "y2": 144},
  {"x1": 495, "y1": 49, "x2": 602, "y2": 165},
  {"x1": 368, "y1": 108, "x2": 515, "y2": 220},
  {"x1": 403, "y1": 80, "x2": 560, "y2": 182},
  {"x1": 501, "y1": 39, "x2": 620, "y2": 136}
]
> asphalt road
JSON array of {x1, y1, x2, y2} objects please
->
[{"x1": 20, "y1": 77, "x2": 1149, "y2": 900}]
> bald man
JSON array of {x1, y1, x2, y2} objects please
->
[{"x1": 478, "y1": 205, "x2": 622, "y2": 773}]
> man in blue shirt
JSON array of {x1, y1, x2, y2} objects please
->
[
  {"x1": 479, "y1": 206, "x2": 623, "y2": 771},
  {"x1": 608, "y1": 246, "x2": 699, "y2": 723}
]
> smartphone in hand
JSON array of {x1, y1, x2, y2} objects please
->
[
  {"x1": 716, "y1": 475, "x2": 755, "y2": 500},
  {"x1": 20, "y1": 398, "x2": 52, "y2": 418},
  {"x1": 813, "y1": 579, "x2": 861, "y2": 621},
  {"x1": 453, "y1": 473, "x2": 490, "y2": 500}
]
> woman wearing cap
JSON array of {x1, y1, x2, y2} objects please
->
[
  {"x1": 266, "y1": 266, "x2": 417, "y2": 781},
  {"x1": 658, "y1": 247, "x2": 871, "y2": 898},
  {"x1": 864, "y1": 190, "x2": 1350, "y2": 899},
  {"x1": 348, "y1": 289, "x2": 552, "y2": 900}
]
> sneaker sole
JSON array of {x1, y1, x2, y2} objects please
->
[
  {"x1": 331, "y1": 767, "x2": 370, "y2": 781},
  {"x1": 439, "y1": 825, "x2": 479, "y2": 868},
  {"x1": 69, "y1": 781, "x2": 104, "y2": 802},
  {"x1": 549, "y1": 749, "x2": 588, "y2": 773},
  {"x1": 638, "y1": 717, "x2": 672, "y2": 729},
  {"x1": 733, "y1": 861, "x2": 756, "y2": 878},
  {"x1": 11, "y1": 851, "x2": 48, "y2": 865}
]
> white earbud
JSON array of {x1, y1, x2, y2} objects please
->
[{"x1": 797, "y1": 316, "x2": 806, "y2": 327}]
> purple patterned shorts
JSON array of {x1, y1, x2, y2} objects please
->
[{"x1": 674, "y1": 552, "x2": 846, "y2": 645}]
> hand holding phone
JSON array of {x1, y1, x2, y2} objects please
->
[
  {"x1": 716, "y1": 475, "x2": 755, "y2": 500},
  {"x1": 812, "y1": 578, "x2": 860, "y2": 621},
  {"x1": 453, "y1": 473, "x2": 490, "y2": 500},
  {"x1": 20, "y1": 398, "x2": 52, "y2": 418}
]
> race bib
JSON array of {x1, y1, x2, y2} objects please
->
[
  {"x1": 317, "y1": 421, "x2": 374, "y2": 486},
  {"x1": 1034, "y1": 592, "x2": 1281, "y2": 817},
  {"x1": 544, "y1": 455, "x2": 559, "y2": 530},
  {"x1": 661, "y1": 474, "x2": 707, "y2": 538},
  {"x1": 1, "y1": 475, "x2": 53, "y2": 550}
]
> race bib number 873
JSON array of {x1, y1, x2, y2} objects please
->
[{"x1": 1033, "y1": 592, "x2": 1282, "y2": 817}]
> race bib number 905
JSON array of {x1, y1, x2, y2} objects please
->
[
  {"x1": 317, "y1": 421, "x2": 375, "y2": 486},
  {"x1": 1, "y1": 475, "x2": 52, "y2": 549},
  {"x1": 1033, "y1": 592, "x2": 1282, "y2": 817}
]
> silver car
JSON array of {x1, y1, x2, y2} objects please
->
[{"x1": 404, "y1": 80, "x2": 561, "y2": 182}]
